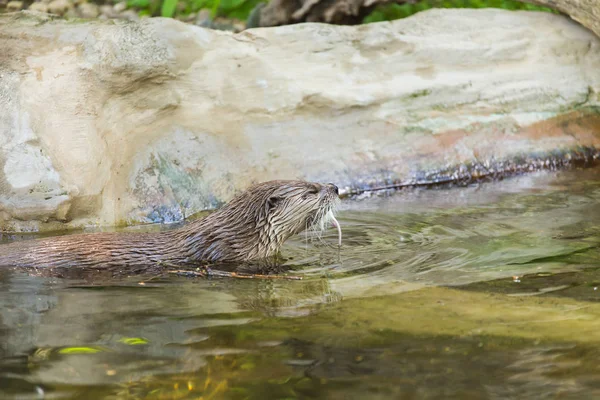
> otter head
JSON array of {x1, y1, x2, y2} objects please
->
[{"x1": 188, "y1": 180, "x2": 341, "y2": 262}]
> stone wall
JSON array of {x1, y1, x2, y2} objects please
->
[{"x1": 1, "y1": 9, "x2": 599, "y2": 231}]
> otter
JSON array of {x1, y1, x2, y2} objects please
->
[{"x1": 0, "y1": 180, "x2": 341, "y2": 271}]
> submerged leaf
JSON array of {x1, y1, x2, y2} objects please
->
[
  {"x1": 58, "y1": 346, "x2": 103, "y2": 355},
  {"x1": 119, "y1": 337, "x2": 149, "y2": 345}
]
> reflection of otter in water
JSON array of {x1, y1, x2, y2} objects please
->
[{"x1": 0, "y1": 181, "x2": 341, "y2": 271}]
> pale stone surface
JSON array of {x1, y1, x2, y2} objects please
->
[
  {"x1": 0, "y1": 9, "x2": 599, "y2": 231},
  {"x1": 524, "y1": 0, "x2": 600, "y2": 38}
]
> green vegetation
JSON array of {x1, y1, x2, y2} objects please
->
[
  {"x1": 127, "y1": 0, "x2": 263, "y2": 19},
  {"x1": 364, "y1": 0, "x2": 556, "y2": 24}
]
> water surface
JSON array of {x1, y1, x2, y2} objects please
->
[{"x1": 1, "y1": 168, "x2": 600, "y2": 399}]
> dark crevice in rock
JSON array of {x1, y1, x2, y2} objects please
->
[{"x1": 341, "y1": 146, "x2": 600, "y2": 197}]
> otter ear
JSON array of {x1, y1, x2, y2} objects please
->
[
  {"x1": 263, "y1": 196, "x2": 281, "y2": 218},
  {"x1": 266, "y1": 196, "x2": 281, "y2": 213}
]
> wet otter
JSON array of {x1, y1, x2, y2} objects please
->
[{"x1": 0, "y1": 180, "x2": 341, "y2": 271}]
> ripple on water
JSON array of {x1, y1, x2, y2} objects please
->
[{"x1": 280, "y1": 169, "x2": 600, "y2": 297}]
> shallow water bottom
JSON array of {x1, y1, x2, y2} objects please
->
[{"x1": 1, "y1": 168, "x2": 600, "y2": 399}]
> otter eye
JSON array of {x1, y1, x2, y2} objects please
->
[{"x1": 307, "y1": 186, "x2": 319, "y2": 195}]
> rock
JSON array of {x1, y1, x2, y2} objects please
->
[
  {"x1": 113, "y1": 1, "x2": 127, "y2": 13},
  {"x1": 195, "y1": 9, "x2": 212, "y2": 27},
  {"x1": 64, "y1": 7, "x2": 78, "y2": 18},
  {"x1": 47, "y1": 0, "x2": 72, "y2": 15},
  {"x1": 212, "y1": 16, "x2": 245, "y2": 32},
  {"x1": 77, "y1": 2, "x2": 99, "y2": 18},
  {"x1": 117, "y1": 9, "x2": 139, "y2": 21},
  {"x1": 28, "y1": 1, "x2": 48, "y2": 13},
  {"x1": 99, "y1": 4, "x2": 116, "y2": 18},
  {"x1": 1, "y1": 9, "x2": 599, "y2": 231},
  {"x1": 521, "y1": 0, "x2": 600, "y2": 39},
  {"x1": 183, "y1": 12, "x2": 196, "y2": 22},
  {"x1": 6, "y1": 1, "x2": 23, "y2": 11}
]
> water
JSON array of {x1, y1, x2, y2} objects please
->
[{"x1": 1, "y1": 168, "x2": 600, "y2": 399}]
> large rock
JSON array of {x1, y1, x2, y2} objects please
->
[
  {"x1": 523, "y1": 0, "x2": 600, "y2": 39},
  {"x1": 0, "y1": 9, "x2": 599, "y2": 232}
]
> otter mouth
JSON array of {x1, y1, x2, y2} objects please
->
[{"x1": 306, "y1": 190, "x2": 342, "y2": 247}]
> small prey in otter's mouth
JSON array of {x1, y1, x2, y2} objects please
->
[{"x1": 0, "y1": 180, "x2": 341, "y2": 271}]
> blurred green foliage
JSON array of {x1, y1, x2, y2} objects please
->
[
  {"x1": 127, "y1": 0, "x2": 262, "y2": 18},
  {"x1": 364, "y1": 0, "x2": 556, "y2": 23},
  {"x1": 126, "y1": 0, "x2": 555, "y2": 22},
  {"x1": 161, "y1": 0, "x2": 178, "y2": 17}
]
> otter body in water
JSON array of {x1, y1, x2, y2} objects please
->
[{"x1": 0, "y1": 181, "x2": 340, "y2": 271}]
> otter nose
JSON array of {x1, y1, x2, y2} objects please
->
[{"x1": 327, "y1": 183, "x2": 339, "y2": 195}]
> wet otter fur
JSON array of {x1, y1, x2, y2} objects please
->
[{"x1": 0, "y1": 180, "x2": 340, "y2": 271}]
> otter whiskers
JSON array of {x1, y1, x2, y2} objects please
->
[{"x1": 329, "y1": 212, "x2": 342, "y2": 247}]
